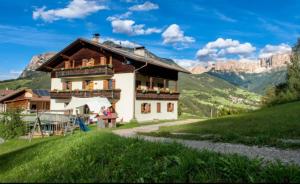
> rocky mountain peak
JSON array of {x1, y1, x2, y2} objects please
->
[{"x1": 19, "y1": 52, "x2": 56, "y2": 78}]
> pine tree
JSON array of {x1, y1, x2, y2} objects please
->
[{"x1": 286, "y1": 38, "x2": 300, "y2": 99}]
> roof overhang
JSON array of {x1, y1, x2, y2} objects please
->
[{"x1": 37, "y1": 38, "x2": 191, "y2": 74}]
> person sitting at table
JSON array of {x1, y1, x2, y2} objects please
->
[
  {"x1": 107, "y1": 106, "x2": 112, "y2": 117},
  {"x1": 97, "y1": 106, "x2": 105, "y2": 128}
]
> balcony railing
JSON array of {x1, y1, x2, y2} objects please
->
[
  {"x1": 50, "y1": 89, "x2": 121, "y2": 100},
  {"x1": 136, "y1": 89, "x2": 179, "y2": 100},
  {"x1": 54, "y1": 65, "x2": 113, "y2": 78}
]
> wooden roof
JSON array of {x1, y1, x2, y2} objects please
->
[
  {"x1": 37, "y1": 38, "x2": 190, "y2": 74},
  {"x1": 0, "y1": 88, "x2": 50, "y2": 103},
  {"x1": 0, "y1": 90, "x2": 15, "y2": 97}
]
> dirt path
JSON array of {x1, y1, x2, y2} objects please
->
[{"x1": 113, "y1": 119, "x2": 300, "y2": 165}]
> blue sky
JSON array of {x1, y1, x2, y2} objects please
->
[{"x1": 0, "y1": 0, "x2": 299, "y2": 80}]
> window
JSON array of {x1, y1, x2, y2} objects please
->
[
  {"x1": 83, "y1": 80, "x2": 94, "y2": 90},
  {"x1": 31, "y1": 104, "x2": 37, "y2": 110},
  {"x1": 157, "y1": 83, "x2": 164, "y2": 89},
  {"x1": 157, "y1": 103, "x2": 161, "y2": 113},
  {"x1": 141, "y1": 103, "x2": 151, "y2": 114},
  {"x1": 104, "y1": 79, "x2": 115, "y2": 90},
  {"x1": 66, "y1": 81, "x2": 72, "y2": 90},
  {"x1": 167, "y1": 103, "x2": 174, "y2": 112},
  {"x1": 136, "y1": 80, "x2": 142, "y2": 89},
  {"x1": 108, "y1": 79, "x2": 113, "y2": 89},
  {"x1": 146, "y1": 82, "x2": 150, "y2": 89},
  {"x1": 65, "y1": 61, "x2": 71, "y2": 69},
  {"x1": 64, "y1": 102, "x2": 69, "y2": 108},
  {"x1": 63, "y1": 81, "x2": 72, "y2": 90}
]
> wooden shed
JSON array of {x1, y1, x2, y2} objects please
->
[{"x1": 0, "y1": 88, "x2": 50, "y2": 112}]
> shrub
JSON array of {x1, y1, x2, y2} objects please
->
[{"x1": 0, "y1": 110, "x2": 26, "y2": 140}]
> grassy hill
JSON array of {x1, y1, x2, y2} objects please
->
[
  {"x1": 0, "y1": 130, "x2": 299, "y2": 182},
  {"x1": 0, "y1": 72, "x2": 50, "y2": 90},
  {"x1": 145, "y1": 101, "x2": 300, "y2": 148},
  {"x1": 208, "y1": 69, "x2": 287, "y2": 95},
  {"x1": 179, "y1": 73, "x2": 261, "y2": 118}
]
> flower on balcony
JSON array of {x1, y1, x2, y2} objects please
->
[
  {"x1": 142, "y1": 89, "x2": 148, "y2": 94},
  {"x1": 156, "y1": 89, "x2": 161, "y2": 94}
]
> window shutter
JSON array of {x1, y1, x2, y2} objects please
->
[
  {"x1": 63, "y1": 82, "x2": 67, "y2": 90},
  {"x1": 157, "y1": 103, "x2": 161, "y2": 113},
  {"x1": 89, "y1": 81, "x2": 94, "y2": 91},
  {"x1": 65, "y1": 61, "x2": 70, "y2": 69},
  {"x1": 82, "y1": 81, "x2": 86, "y2": 90},
  {"x1": 68, "y1": 82, "x2": 72, "y2": 90},
  {"x1": 112, "y1": 79, "x2": 116, "y2": 89},
  {"x1": 103, "y1": 80, "x2": 108, "y2": 90}
]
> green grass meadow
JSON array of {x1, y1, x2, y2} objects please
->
[
  {"x1": 144, "y1": 101, "x2": 300, "y2": 148},
  {"x1": 0, "y1": 130, "x2": 299, "y2": 183}
]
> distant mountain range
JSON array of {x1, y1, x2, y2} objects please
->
[
  {"x1": 189, "y1": 53, "x2": 291, "y2": 74},
  {"x1": 188, "y1": 53, "x2": 290, "y2": 94}
]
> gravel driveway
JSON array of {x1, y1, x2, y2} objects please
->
[{"x1": 113, "y1": 119, "x2": 300, "y2": 165}]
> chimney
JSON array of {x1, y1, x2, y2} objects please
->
[
  {"x1": 92, "y1": 33, "x2": 100, "y2": 43},
  {"x1": 134, "y1": 46, "x2": 146, "y2": 57}
]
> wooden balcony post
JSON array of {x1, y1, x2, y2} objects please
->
[
  {"x1": 150, "y1": 77, "x2": 153, "y2": 90},
  {"x1": 163, "y1": 79, "x2": 166, "y2": 90},
  {"x1": 109, "y1": 56, "x2": 112, "y2": 65}
]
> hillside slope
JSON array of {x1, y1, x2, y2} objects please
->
[
  {"x1": 208, "y1": 69, "x2": 287, "y2": 94},
  {"x1": 179, "y1": 73, "x2": 260, "y2": 117},
  {"x1": 0, "y1": 73, "x2": 50, "y2": 90},
  {"x1": 149, "y1": 101, "x2": 300, "y2": 148}
]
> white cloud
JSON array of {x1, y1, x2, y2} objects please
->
[
  {"x1": 173, "y1": 59, "x2": 199, "y2": 68},
  {"x1": 206, "y1": 38, "x2": 239, "y2": 49},
  {"x1": 129, "y1": 1, "x2": 159, "y2": 11},
  {"x1": 102, "y1": 37, "x2": 141, "y2": 48},
  {"x1": 0, "y1": 70, "x2": 22, "y2": 80},
  {"x1": 33, "y1": 0, "x2": 108, "y2": 22},
  {"x1": 162, "y1": 24, "x2": 195, "y2": 48},
  {"x1": 214, "y1": 11, "x2": 237, "y2": 23},
  {"x1": 196, "y1": 38, "x2": 256, "y2": 61},
  {"x1": 259, "y1": 43, "x2": 291, "y2": 58},
  {"x1": 107, "y1": 15, "x2": 161, "y2": 36},
  {"x1": 107, "y1": 11, "x2": 132, "y2": 21}
]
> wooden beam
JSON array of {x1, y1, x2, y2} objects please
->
[
  {"x1": 150, "y1": 77, "x2": 153, "y2": 89},
  {"x1": 80, "y1": 40, "x2": 85, "y2": 46},
  {"x1": 60, "y1": 54, "x2": 71, "y2": 60},
  {"x1": 109, "y1": 56, "x2": 112, "y2": 65}
]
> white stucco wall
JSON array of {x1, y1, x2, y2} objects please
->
[
  {"x1": 93, "y1": 80, "x2": 104, "y2": 90},
  {"x1": 113, "y1": 73, "x2": 135, "y2": 122},
  {"x1": 72, "y1": 81, "x2": 82, "y2": 90},
  {"x1": 51, "y1": 78, "x2": 63, "y2": 91},
  {"x1": 135, "y1": 100, "x2": 178, "y2": 122},
  {"x1": 50, "y1": 99, "x2": 69, "y2": 114}
]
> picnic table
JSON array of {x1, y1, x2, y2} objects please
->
[{"x1": 98, "y1": 113, "x2": 118, "y2": 128}]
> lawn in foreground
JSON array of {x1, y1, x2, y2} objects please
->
[
  {"x1": 0, "y1": 131, "x2": 299, "y2": 183},
  {"x1": 143, "y1": 101, "x2": 300, "y2": 148}
]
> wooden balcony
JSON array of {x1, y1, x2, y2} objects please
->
[
  {"x1": 54, "y1": 65, "x2": 113, "y2": 78},
  {"x1": 136, "y1": 89, "x2": 179, "y2": 100},
  {"x1": 50, "y1": 89, "x2": 121, "y2": 100}
]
